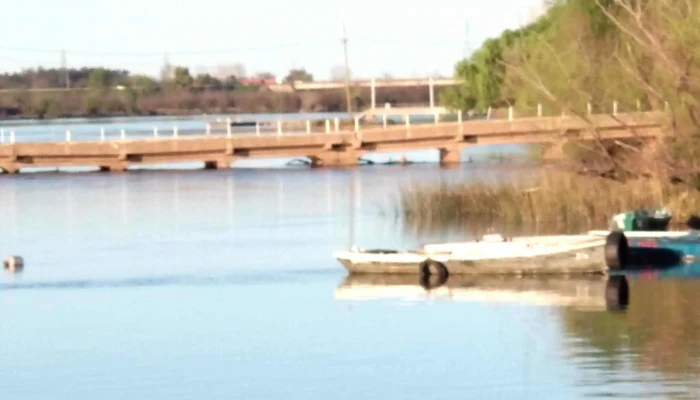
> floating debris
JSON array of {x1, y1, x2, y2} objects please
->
[{"x1": 3, "y1": 255, "x2": 24, "y2": 273}]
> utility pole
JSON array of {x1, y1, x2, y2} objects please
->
[
  {"x1": 463, "y1": 22, "x2": 471, "y2": 58},
  {"x1": 60, "y1": 49, "x2": 70, "y2": 89},
  {"x1": 341, "y1": 22, "x2": 353, "y2": 118},
  {"x1": 160, "y1": 52, "x2": 173, "y2": 82}
]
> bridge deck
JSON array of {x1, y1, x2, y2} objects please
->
[{"x1": 0, "y1": 111, "x2": 665, "y2": 174}]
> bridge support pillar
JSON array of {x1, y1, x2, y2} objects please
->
[
  {"x1": 98, "y1": 163, "x2": 128, "y2": 173},
  {"x1": 0, "y1": 164, "x2": 18, "y2": 174},
  {"x1": 438, "y1": 147, "x2": 461, "y2": 164},
  {"x1": 204, "y1": 159, "x2": 231, "y2": 170},
  {"x1": 308, "y1": 151, "x2": 359, "y2": 167}
]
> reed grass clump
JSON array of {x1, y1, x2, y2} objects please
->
[{"x1": 399, "y1": 172, "x2": 700, "y2": 235}]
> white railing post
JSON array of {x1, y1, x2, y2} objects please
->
[
  {"x1": 174, "y1": 126, "x2": 178, "y2": 138},
  {"x1": 100, "y1": 127, "x2": 105, "y2": 141},
  {"x1": 226, "y1": 118, "x2": 232, "y2": 137},
  {"x1": 587, "y1": 102, "x2": 592, "y2": 115},
  {"x1": 306, "y1": 120, "x2": 311, "y2": 134},
  {"x1": 508, "y1": 106, "x2": 514, "y2": 122},
  {"x1": 428, "y1": 76, "x2": 435, "y2": 108},
  {"x1": 206, "y1": 123, "x2": 211, "y2": 136},
  {"x1": 613, "y1": 100, "x2": 618, "y2": 116},
  {"x1": 487, "y1": 107, "x2": 492, "y2": 120},
  {"x1": 406, "y1": 114, "x2": 412, "y2": 138},
  {"x1": 354, "y1": 116, "x2": 359, "y2": 132},
  {"x1": 0, "y1": 129, "x2": 4, "y2": 143},
  {"x1": 66, "y1": 130, "x2": 71, "y2": 142},
  {"x1": 334, "y1": 118, "x2": 339, "y2": 132},
  {"x1": 277, "y1": 121, "x2": 282, "y2": 136},
  {"x1": 154, "y1": 126, "x2": 158, "y2": 138},
  {"x1": 458, "y1": 110, "x2": 463, "y2": 134},
  {"x1": 10, "y1": 130, "x2": 15, "y2": 144},
  {"x1": 325, "y1": 119, "x2": 330, "y2": 133},
  {"x1": 255, "y1": 122, "x2": 260, "y2": 136},
  {"x1": 120, "y1": 129, "x2": 126, "y2": 141},
  {"x1": 382, "y1": 114, "x2": 387, "y2": 129},
  {"x1": 537, "y1": 103, "x2": 542, "y2": 117},
  {"x1": 434, "y1": 112, "x2": 439, "y2": 125}
]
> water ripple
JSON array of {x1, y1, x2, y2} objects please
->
[{"x1": 0, "y1": 268, "x2": 340, "y2": 291}]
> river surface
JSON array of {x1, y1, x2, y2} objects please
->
[{"x1": 1, "y1": 116, "x2": 700, "y2": 399}]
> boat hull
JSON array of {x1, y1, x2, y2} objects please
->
[{"x1": 335, "y1": 244, "x2": 606, "y2": 276}]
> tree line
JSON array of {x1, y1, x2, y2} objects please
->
[
  {"x1": 0, "y1": 65, "x2": 439, "y2": 119},
  {"x1": 0, "y1": 66, "x2": 316, "y2": 92}
]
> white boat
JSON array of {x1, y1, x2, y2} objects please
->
[
  {"x1": 333, "y1": 233, "x2": 607, "y2": 276},
  {"x1": 422, "y1": 231, "x2": 691, "y2": 254}
]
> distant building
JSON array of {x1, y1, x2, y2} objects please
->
[{"x1": 238, "y1": 77, "x2": 277, "y2": 86}]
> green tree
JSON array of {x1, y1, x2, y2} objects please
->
[
  {"x1": 128, "y1": 74, "x2": 159, "y2": 94},
  {"x1": 173, "y1": 66, "x2": 193, "y2": 89},
  {"x1": 284, "y1": 68, "x2": 313, "y2": 84},
  {"x1": 194, "y1": 73, "x2": 221, "y2": 89},
  {"x1": 88, "y1": 68, "x2": 112, "y2": 90},
  {"x1": 443, "y1": 0, "x2": 700, "y2": 181}
]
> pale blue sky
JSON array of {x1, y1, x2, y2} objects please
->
[{"x1": 0, "y1": 0, "x2": 545, "y2": 80}]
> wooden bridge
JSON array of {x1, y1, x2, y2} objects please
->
[{"x1": 0, "y1": 110, "x2": 665, "y2": 174}]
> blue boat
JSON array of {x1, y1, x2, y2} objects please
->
[{"x1": 604, "y1": 230, "x2": 700, "y2": 269}]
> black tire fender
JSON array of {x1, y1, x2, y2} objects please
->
[
  {"x1": 604, "y1": 231, "x2": 628, "y2": 269},
  {"x1": 419, "y1": 259, "x2": 449, "y2": 281},
  {"x1": 605, "y1": 275, "x2": 629, "y2": 312}
]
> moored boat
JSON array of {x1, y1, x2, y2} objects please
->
[{"x1": 333, "y1": 234, "x2": 607, "y2": 277}]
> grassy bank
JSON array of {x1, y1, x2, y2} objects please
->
[{"x1": 399, "y1": 172, "x2": 700, "y2": 235}]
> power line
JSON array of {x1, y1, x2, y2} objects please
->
[
  {"x1": 0, "y1": 38, "x2": 466, "y2": 57},
  {"x1": 0, "y1": 41, "x2": 339, "y2": 57}
]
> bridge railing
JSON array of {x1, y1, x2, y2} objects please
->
[
  {"x1": 0, "y1": 100, "x2": 667, "y2": 144},
  {"x1": 0, "y1": 113, "x2": 462, "y2": 144}
]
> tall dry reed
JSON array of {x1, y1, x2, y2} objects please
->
[{"x1": 399, "y1": 172, "x2": 700, "y2": 235}]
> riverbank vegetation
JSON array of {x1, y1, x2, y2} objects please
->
[
  {"x1": 402, "y1": 0, "x2": 700, "y2": 232},
  {"x1": 0, "y1": 67, "x2": 443, "y2": 119},
  {"x1": 400, "y1": 172, "x2": 700, "y2": 235}
]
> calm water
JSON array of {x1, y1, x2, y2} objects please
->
[
  {"x1": 1, "y1": 112, "x2": 699, "y2": 399},
  {"x1": 1, "y1": 163, "x2": 700, "y2": 400}
]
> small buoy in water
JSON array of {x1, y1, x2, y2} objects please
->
[{"x1": 3, "y1": 255, "x2": 24, "y2": 273}]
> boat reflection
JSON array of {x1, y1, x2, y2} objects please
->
[
  {"x1": 337, "y1": 262, "x2": 700, "y2": 311},
  {"x1": 334, "y1": 274, "x2": 625, "y2": 312}
]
